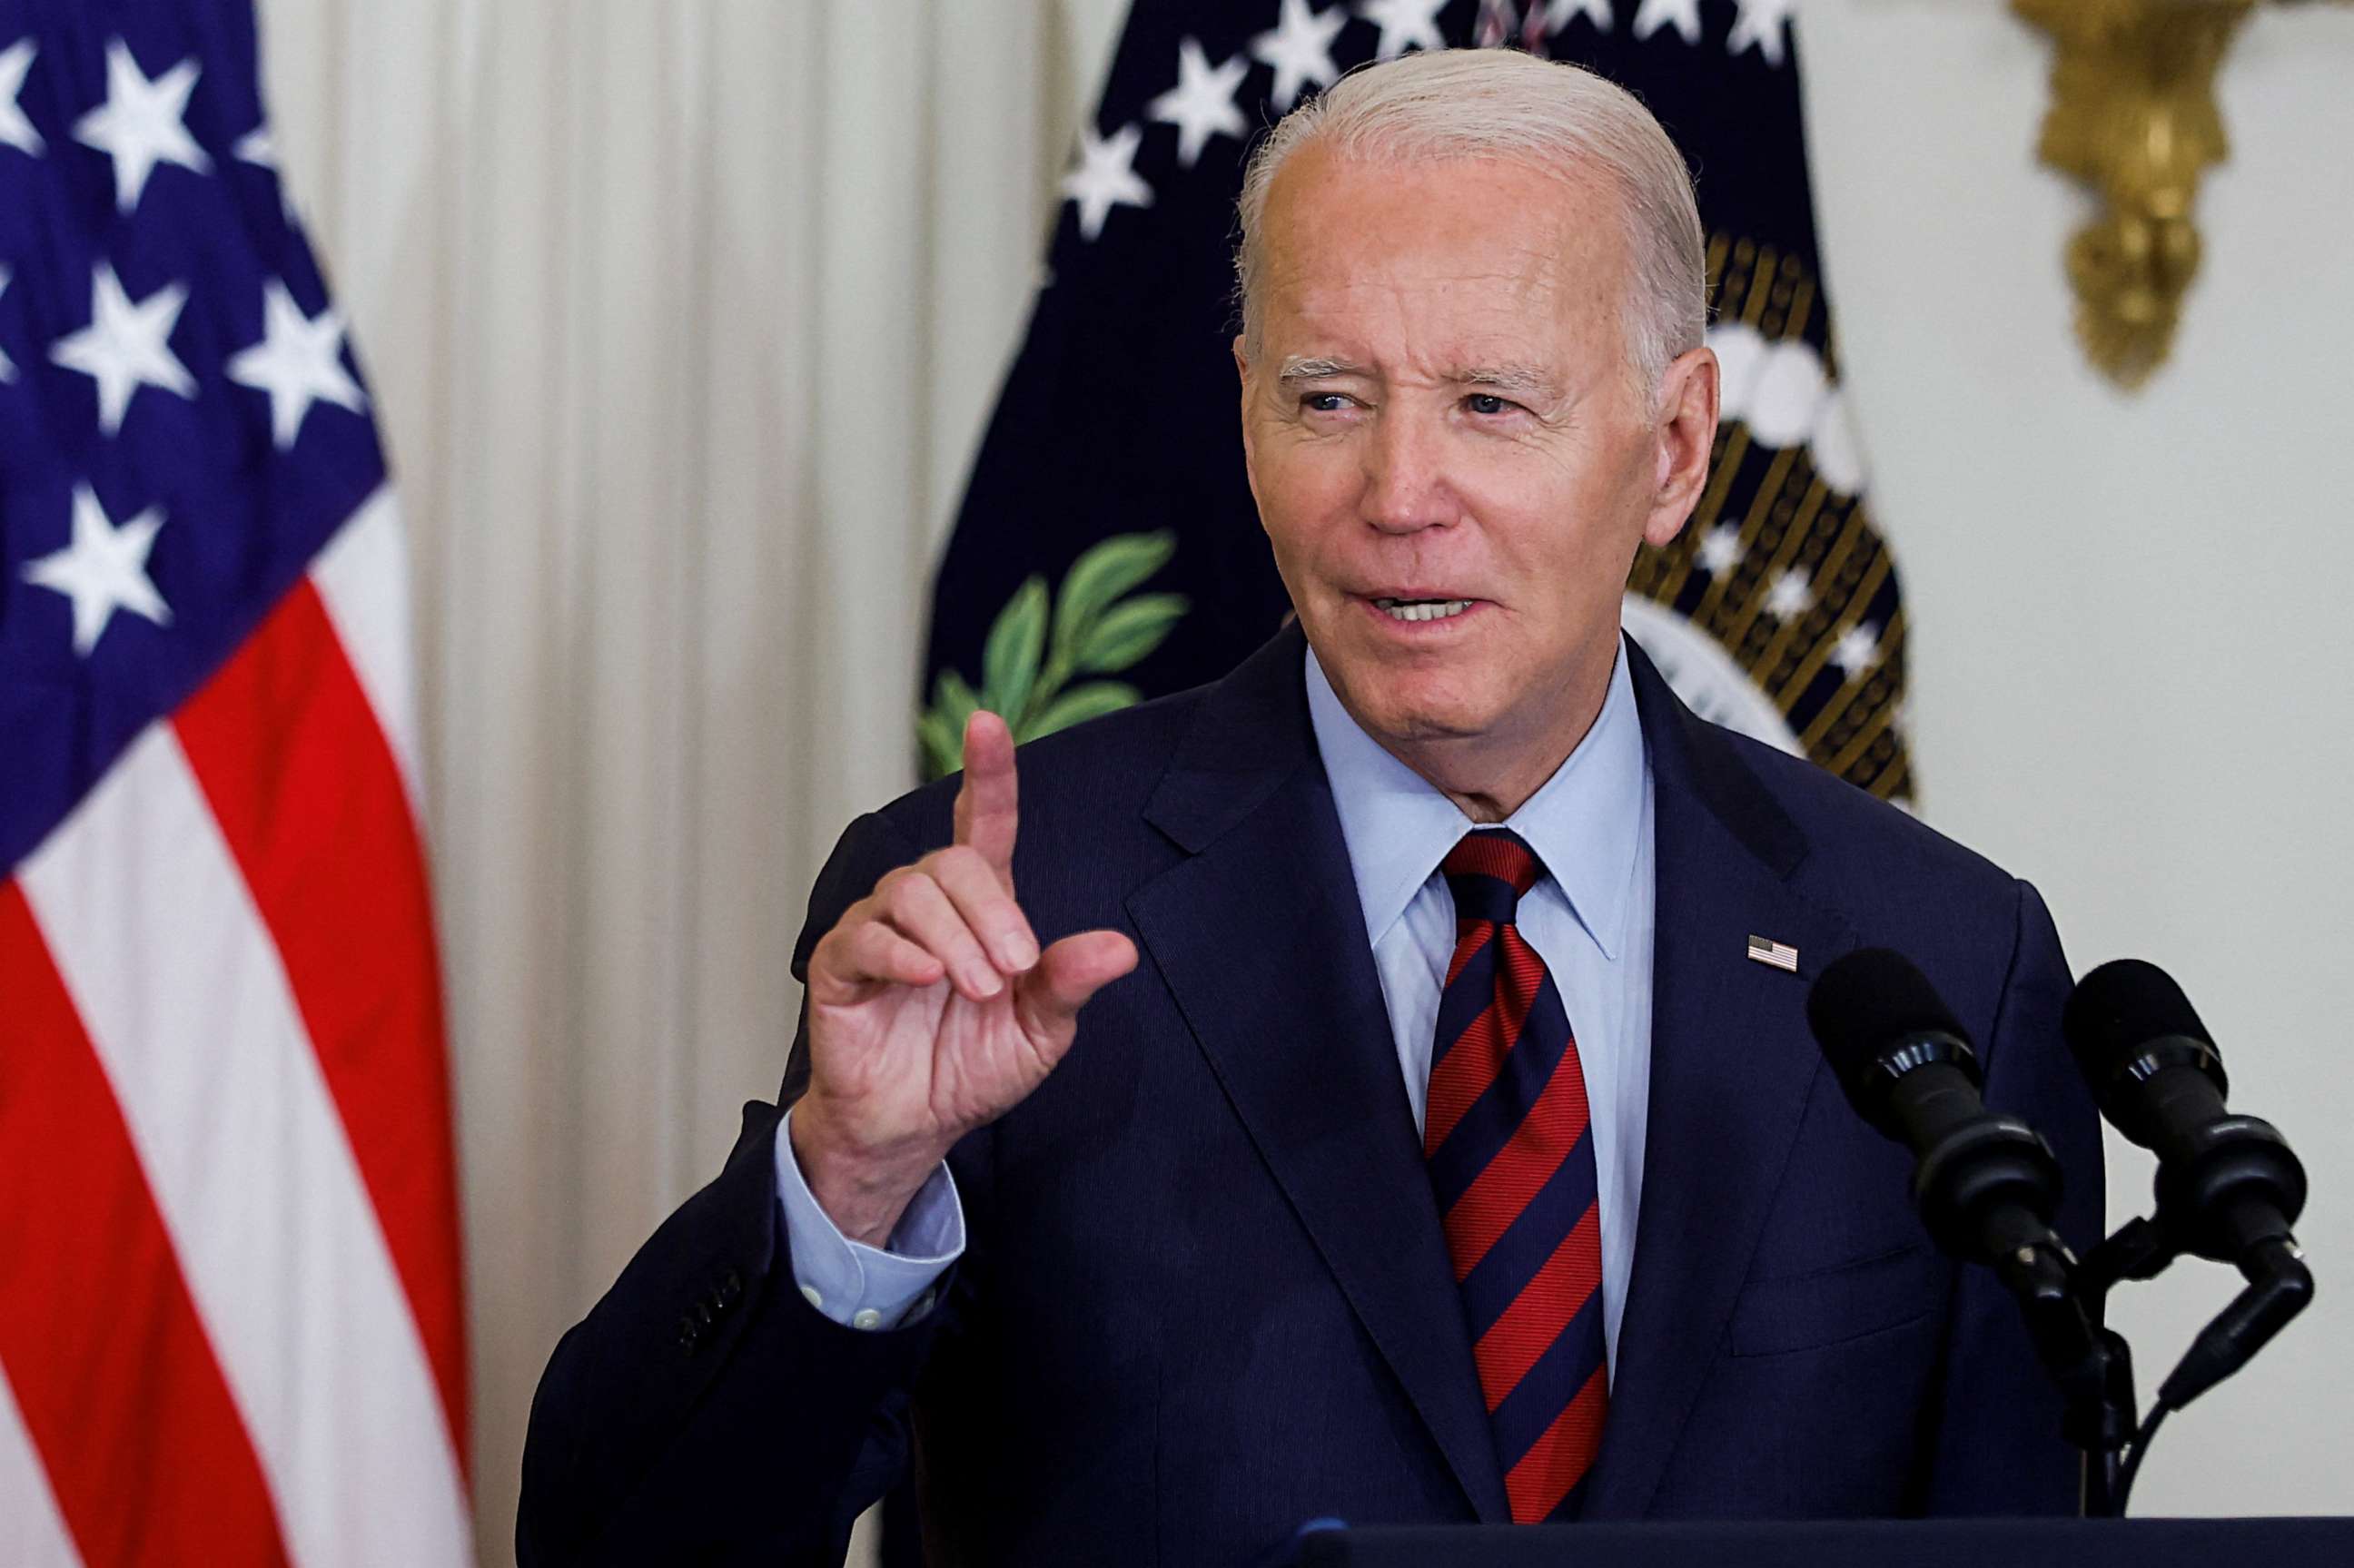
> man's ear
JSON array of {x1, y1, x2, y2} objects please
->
[
  {"x1": 1642, "y1": 344, "x2": 1721, "y2": 549},
  {"x1": 1233, "y1": 332, "x2": 1263, "y2": 507}
]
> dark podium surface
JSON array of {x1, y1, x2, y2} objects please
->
[{"x1": 1291, "y1": 1516, "x2": 2354, "y2": 1567}]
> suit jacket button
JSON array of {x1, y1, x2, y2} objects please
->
[{"x1": 717, "y1": 1268, "x2": 744, "y2": 1307}]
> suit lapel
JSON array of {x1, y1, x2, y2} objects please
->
[
  {"x1": 1580, "y1": 647, "x2": 1859, "y2": 1519},
  {"x1": 1127, "y1": 627, "x2": 1511, "y2": 1523}
]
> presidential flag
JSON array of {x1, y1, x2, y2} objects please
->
[
  {"x1": 923, "y1": 0, "x2": 1914, "y2": 803},
  {"x1": 0, "y1": 4, "x2": 471, "y2": 1564}
]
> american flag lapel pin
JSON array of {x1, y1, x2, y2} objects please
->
[{"x1": 1746, "y1": 934, "x2": 1799, "y2": 973}]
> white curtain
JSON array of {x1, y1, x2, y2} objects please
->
[{"x1": 251, "y1": 1, "x2": 1125, "y2": 1554}]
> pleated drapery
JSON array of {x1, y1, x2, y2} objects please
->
[{"x1": 251, "y1": 1, "x2": 1125, "y2": 1553}]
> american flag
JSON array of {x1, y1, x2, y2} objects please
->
[{"x1": 0, "y1": 4, "x2": 471, "y2": 1564}]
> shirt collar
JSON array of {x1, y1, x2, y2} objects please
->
[{"x1": 1304, "y1": 637, "x2": 1647, "y2": 961}]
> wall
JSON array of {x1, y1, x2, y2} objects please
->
[{"x1": 1798, "y1": 0, "x2": 2354, "y2": 1514}]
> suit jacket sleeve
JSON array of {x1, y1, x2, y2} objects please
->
[
  {"x1": 1921, "y1": 877, "x2": 2107, "y2": 1515},
  {"x1": 516, "y1": 810, "x2": 955, "y2": 1566}
]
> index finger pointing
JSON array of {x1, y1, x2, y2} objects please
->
[{"x1": 953, "y1": 708, "x2": 1018, "y2": 883}]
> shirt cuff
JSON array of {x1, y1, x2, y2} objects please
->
[{"x1": 774, "y1": 1106, "x2": 964, "y2": 1330}]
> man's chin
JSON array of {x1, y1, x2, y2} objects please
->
[
  {"x1": 1311, "y1": 630, "x2": 1502, "y2": 742},
  {"x1": 1340, "y1": 688, "x2": 1498, "y2": 749}
]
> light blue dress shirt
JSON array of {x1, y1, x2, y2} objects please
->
[{"x1": 777, "y1": 641, "x2": 1657, "y2": 1356}]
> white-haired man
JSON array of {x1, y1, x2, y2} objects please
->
[{"x1": 520, "y1": 49, "x2": 2100, "y2": 1565}]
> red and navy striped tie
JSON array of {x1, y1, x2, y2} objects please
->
[{"x1": 1426, "y1": 830, "x2": 1608, "y2": 1523}]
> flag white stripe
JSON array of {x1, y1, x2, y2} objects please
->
[
  {"x1": 309, "y1": 486, "x2": 424, "y2": 816},
  {"x1": 18, "y1": 725, "x2": 471, "y2": 1568},
  {"x1": 0, "y1": 1366, "x2": 84, "y2": 1568}
]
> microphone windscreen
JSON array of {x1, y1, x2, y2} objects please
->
[
  {"x1": 2062, "y1": 958, "x2": 2214, "y2": 1076},
  {"x1": 1807, "y1": 947, "x2": 1972, "y2": 1102}
]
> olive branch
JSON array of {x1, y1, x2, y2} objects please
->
[{"x1": 919, "y1": 530, "x2": 1189, "y2": 780}]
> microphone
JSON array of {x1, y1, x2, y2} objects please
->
[
  {"x1": 2062, "y1": 959, "x2": 2307, "y2": 1263},
  {"x1": 1806, "y1": 948, "x2": 2072, "y2": 1280},
  {"x1": 2063, "y1": 959, "x2": 2313, "y2": 1409},
  {"x1": 1812, "y1": 949, "x2": 2141, "y2": 1508}
]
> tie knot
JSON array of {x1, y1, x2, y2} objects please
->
[{"x1": 1440, "y1": 829, "x2": 1543, "y2": 926}]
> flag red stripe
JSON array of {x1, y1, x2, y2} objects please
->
[
  {"x1": 1503, "y1": 1364, "x2": 1608, "y2": 1524},
  {"x1": 0, "y1": 883, "x2": 292, "y2": 1567},
  {"x1": 171, "y1": 580, "x2": 470, "y2": 1474},
  {"x1": 1473, "y1": 1205, "x2": 1603, "y2": 1411}
]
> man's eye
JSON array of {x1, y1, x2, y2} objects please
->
[
  {"x1": 1466, "y1": 393, "x2": 1519, "y2": 417},
  {"x1": 1303, "y1": 393, "x2": 1351, "y2": 413}
]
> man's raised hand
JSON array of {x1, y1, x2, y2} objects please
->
[{"x1": 791, "y1": 710, "x2": 1138, "y2": 1247}]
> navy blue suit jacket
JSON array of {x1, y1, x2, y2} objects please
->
[{"x1": 518, "y1": 627, "x2": 2104, "y2": 1566}]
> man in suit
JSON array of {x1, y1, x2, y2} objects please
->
[{"x1": 519, "y1": 48, "x2": 2102, "y2": 1566}]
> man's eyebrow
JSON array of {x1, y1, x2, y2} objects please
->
[
  {"x1": 1456, "y1": 365, "x2": 1562, "y2": 399},
  {"x1": 1277, "y1": 356, "x2": 1369, "y2": 383}
]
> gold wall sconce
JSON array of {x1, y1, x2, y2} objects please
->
[{"x1": 2012, "y1": 0, "x2": 2346, "y2": 390}]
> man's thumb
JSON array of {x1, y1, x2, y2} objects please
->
[{"x1": 1021, "y1": 930, "x2": 1138, "y2": 1029}]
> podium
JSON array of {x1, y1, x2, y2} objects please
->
[{"x1": 1291, "y1": 1516, "x2": 2354, "y2": 1567}]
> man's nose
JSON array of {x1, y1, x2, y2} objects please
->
[{"x1": 1359, "y1": 408, "x2": 1453, "y2": 535}]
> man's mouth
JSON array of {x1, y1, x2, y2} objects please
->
[{"x1": 1370, "y1": 596, "x2": 1476, "y2": 624}]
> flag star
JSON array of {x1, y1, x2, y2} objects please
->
[
  {"x1": 227, "y1": 280, "x2": 366, "y2": 449},
  {"x1": 1727, "y1": 0, "x2": 1795, "y2": 66},
  {"x1": 1061, "y1": 123, "x2": 1153, "y2": 242},
  {"x1": 1547, "y1": 0, "x2": 1616, "y2": 35},
  {"x1": 1252, "y1": 0, "x2": 1346, "y2": 111},
  {"x1": 234, "y1": 123, "x2": 299, "y2": 218},
  {"x1": 1696, "y1": 522, "x2": 1744, "y2": 576},
  {"x1": 1764, "y1": 566, "x2": 1814, "y2": 621},
  {"x1": 1632, "y1": 0, "x2": 1703, "y2": 44},
  {"x1": 73, "y1": 38, "x2": 212, "y2": 212},
  {"x1": 1358, "y1": 0, "x2": 1448, "y2": 61},
  {"x1": 51, "y1": 262, "x2": 197, "y2": 436},
  {"x1": 0, "y1": 37, "x2": 43, "y2": 157},
  {"x1": 1831, "y1": 621, "x2": 1882, "y2": 679},
  {"x1": 1148, "y1": 38, "x2": 1249, "y2": 169},
  {"x1": 21, "y1": 484, "x2": 173, "y2": 656}
]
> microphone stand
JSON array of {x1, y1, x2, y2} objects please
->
[
  {"x1": 1984, "y1": 1217, "x2": 2137, "y2": 1517},
  {"x1": 2029, "y1": 1208, "x2": 2314, "y2": 1517}
]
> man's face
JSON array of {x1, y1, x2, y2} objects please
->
[{"x1": 1237, "y1": 145, "x2": 1715, "y2": 763}]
